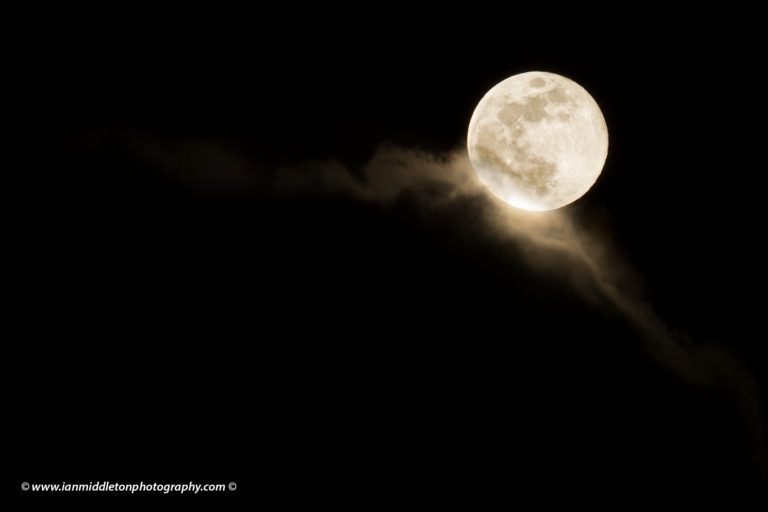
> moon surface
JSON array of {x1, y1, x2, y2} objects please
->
[{"x1": 467, "y1": 71, "x2": 608, "y2": 211}]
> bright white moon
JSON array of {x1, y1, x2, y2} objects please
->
[{"x1": 467, "y1": 71, "x2": 608, "y2": 211}]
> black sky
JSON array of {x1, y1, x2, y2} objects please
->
[{"x1": 8, "y1": 4, "x2": 767, "y2": 506}]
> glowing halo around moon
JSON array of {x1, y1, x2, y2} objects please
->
[{"x1": 467, "y1": 71, "x2": 608, "y2": 211}]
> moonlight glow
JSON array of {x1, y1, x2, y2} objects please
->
[{"x1": 467, "y1": 71, "x2": 608, "y2": 211}]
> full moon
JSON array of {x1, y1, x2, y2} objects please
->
[{"x1": 467, "y1": 71, "x2": 608, "y2": 211}]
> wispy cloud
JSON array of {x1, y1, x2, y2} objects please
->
[{"x1": 115, "y1": 131, "x2": 766, "y2": 480}]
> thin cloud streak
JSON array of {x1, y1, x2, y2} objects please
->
[{"x1": 119, "y1": 132, "x2": 765, "y2": 479}]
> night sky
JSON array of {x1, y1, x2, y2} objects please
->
[{"x1": 9, "y1": 5, "x2": 767, "y2": 506}]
